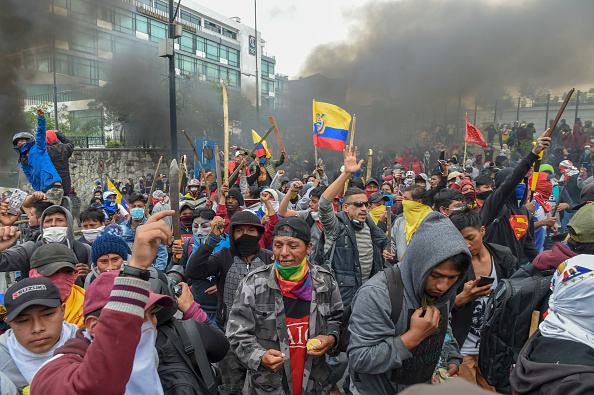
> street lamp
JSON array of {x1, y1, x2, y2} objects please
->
[{"x1": 254, "y1": 0, "x2": 260, "y2": 126}]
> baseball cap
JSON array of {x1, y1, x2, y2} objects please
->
[
  {"x1": 573, "y1": 183, "x2": 594, "y2": 211},
  {"x1": 567, "y1": 203, "x2": 594, "y2": 243},
  {"x1": 365, "y1": 177, "x2": 379, "y2": 187},
  {"x1": 273, "y1": 217, "x2": 311, "y2": 244},
  {"x1": 83, "y1": 271, "x2": 174, "y2": 317},
  {"x1": 415, "y1": 173, "x2": 428, "y2": 182},
  {"x1": 369, "y1": 192, "x2": 390, "y2": 203},
  {"x1": 30, "y1": 243, "x2": 78, "y2": 277},
  {"x1": 5, "y1": 278, "x2": 62, "y2": 321},
  {"x1": 447, "y1": 171, "x2": 462, "y2": 182}
]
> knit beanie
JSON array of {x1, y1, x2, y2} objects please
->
[
  {"x1": 91, "y1": 224, "x2": 131, "y2": 264},
  {"x1": 228, "y1": 187, "x2": 245, "y2": 206}
]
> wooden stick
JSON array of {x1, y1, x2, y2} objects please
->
[
  {"x1": 344, "y1": 115, "x2": 356, "y2": 194},
  {"x1": 214, "y1": 144, "x2": 221, "y2": 187},
  {"x1": 366, "y1": 149, "x2": 373, "y2": 181},
  {"x1": 169, "y1": 159, "x2": 181, "y2": 258},
  {"x1": 546, "y1": 89, "x2": 575, "y2": 138},
  {"x1": 146, "y1": 156, "x2": 163, "y2": 210},
  {"x1": 529, "y1": 310, "x2": 540, "y2": 338},
  {"x1": 269, "y1": 116, "x2": 288, "y2": 163},
  {"x1": 229, "y1": 125, "x2": 275, "y2": 182},
  {"x1": 223, "y1": 83, "x2": 229, "y2": 186},
  {"x1": 181, "y1": 130, "x2": 210, "y2": 193}
]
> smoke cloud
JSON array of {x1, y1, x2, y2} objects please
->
[{"x1": 300, "y1": 0, "x2": 594, "y2": 145}]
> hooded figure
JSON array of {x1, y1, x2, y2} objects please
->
[
  {"x1": 349, "y1": 212, "x2": 471, "y2": 394},
  {"x1": 45, "y1": 130, "x2": 74, "y2": 194},
  {"x1": 510, "y1": 255, "x2": 594, "y2": 394}
]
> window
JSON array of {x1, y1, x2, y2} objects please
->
[
  {"x1": 227, "y1": 69, "x2": 239, "y2": 87},
  {"x1": 181, "y1": 11, "x2": 201, "y2": 26},
  {"x1": 113, "y1": 8, "x2": 134, "y2": 35},
  {"x1": 155, "y1": 0, "x2": 168, "y2": 13},
  {"x1": 54, "y1": 53, "x2": 69, "y2": 75},
  {"x1": 149, "y1": 19, "x2": 167, "y2": 42},
  {"x1": 205, "y1": 62, "x2": 219, "y2": 81},
  {"x1": 24, "y1": 53, "x2": 50, "y2": 73},
  {"x1": 175, "y1": 53, "x2": 195, "y2": 75},
  {"x1": 178, "y1": 31, "x2": 194, "y2": 53},
  {"x1": 227, "y1": 48, "x2": 239, "y2": 67},
  {"x1": 136, "y1": 15, "x2": 149, "y2": 34},
  {"x1": 222, "y1": 28, "x2": 237, "y2": 40},
  {"x1": 96, "y1": 2, "x2": 112, "y2": 23},
  {"x1": 204, "y1": 21, "x2": 221, "y2": 34},
  {"x1": 206, "y1": 40, "x2": 218, "y2": 60},
  {"x1": 276, "y1": 79, "x2": 288, "y2": 93},
  {"x1": 98, "y1": 32, "x2": 112, "y2": 52},
  {"x1": 71, "y1": 28, "x2": 96, "y2": 54},
  {"x1": 262, "y1": 60, "x2": 275, "y2": 76},
  {"x1": 72, "y1": 57, "x2": 92, "y2": 80},
  {"x1": 261, "y1": 79, "x2": 274, "y2": 95},
  {"x1": 196, "y1": 59, "x2": 204, "y2": 75},
  {"x1": 69, "y1": 109, "x2": 102, "y2": 135},
  {"x1": 70, "y1": 0, "x2": 95, "y2": 23},
  {"x1": 114, "y1": 36, "x2": 133, "y2": 53},
  {"x1": 196, "y1": 37, "x2": 205, "y2": 53}
]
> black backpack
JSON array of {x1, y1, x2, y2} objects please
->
[
  {"x1": 478, "y1": 264, "x2": 553, "y2": 394},
  {"x1": 336, "y1": 265, "x2": 403, "y2": 353},
  {"x1": 157, "y1": 319, "x2": 222, "y2": 395}
]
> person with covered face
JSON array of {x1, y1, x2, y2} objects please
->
[
  {"x1": 0, "y1": 278, "x2": 78, "y2": 393},
  {"x1": 186, "y1": 210, "x2": 275, "y2": 393},
  {"x1": 247, "y1": 149, "x2": 286, "y2": 189},
  {"x1": 348, "y1": 212, "x2": 471, "y2": 394},
  {"x1": 227, "y1": 217, "x2": 343, "y2": 394}
]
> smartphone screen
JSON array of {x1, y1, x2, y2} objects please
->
[
  {"x1": 8, "y1": 189, "x2": 27, "y2": 216},
  {"x1": 398, "y1": 184, "x2": 406, "y2": 195},
  {"x1": 477, "y1": 276, "x2": 495, "y2": 287},
  {"x1": 439, "y1": 150, "x2": 446, "y2": 161}
]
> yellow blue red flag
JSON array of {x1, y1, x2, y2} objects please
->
[
  {"x1": 313, "y1": 100, "x2": 352, "y2": 151},
  {"x1": 106, "y1": 176, "x2": 130, "y2": 212},
  {"x1": 252, "y1": 130, "x2": 271, "y2": 158}
]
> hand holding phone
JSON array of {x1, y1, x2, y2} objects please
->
[
  {"x1": 476, "y1": 276, "x2": 495, "y2": 287},
  {"x1": 8, "y1": 189, "x2": 28, "y2": 216}
]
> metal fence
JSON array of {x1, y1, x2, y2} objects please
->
[{"x1": 71, "y1": 136, "x2": 106, "y2": 148}]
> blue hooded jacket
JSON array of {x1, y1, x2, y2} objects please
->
[{"x1": 19, "y1": 117, "x2": 62, "y2": 192}]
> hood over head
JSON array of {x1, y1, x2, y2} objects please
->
[
  {"x1": 494, "y1": 167, "x2": 529, "y2": 205},
  {"x1": 38, "y1": 205, "x2": 76, "y2": 248},
  {"x1": 46, "y1": 130, "x2": 58, "y2": 144},
  {"x1": 399, "y1": 212, "x2": 471, "y2": 309}
]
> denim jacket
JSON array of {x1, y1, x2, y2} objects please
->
[{"x1": 120, "y1": 217, "x2": 168, "y2": 270}]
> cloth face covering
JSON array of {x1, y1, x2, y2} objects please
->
[
  {"x1": 516, "y1": 184, "x2": 527, "y2": 202},
  {"x1": 180, "y1": 215, "x2": 192, "y2": 227},
  {"x1": 130, "y1": 208, "x2": 144, "y2": 220},
  {"x1": 125, "y1": 321, "x2": 164, "y2": 395},
  {"x1": 81, "y1": 226, "x2": 105, "y2": 242},
  {"x1": 29, "y1": 269, "x2": 77, "y2": 302},
  {"x1": 540, "y1": 256, "x2": 594, "y2": 349},
  {"x1": 42, "y1": 227, "x2": 68, "y2": 244},
  {"x1": 7, "y1": 322, "x2": 73, "y2": 383},
  {"x1": 231, "y1": 234, "x2": 261, "y2": 257},
  {"x1": 103, "y1": 199, "x2": 117, "y2": 214},
  {"x1": 402, "y1": 200, "x2": 434, "y2": 244},
  {"x1": 275, "y1": 257, "x2": 312, "y2": 301}
]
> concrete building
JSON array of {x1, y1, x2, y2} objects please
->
[{"x1": 21, "y1": 0, "x2": 279, "y2": 143}]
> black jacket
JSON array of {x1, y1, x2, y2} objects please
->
[
  {"x1": 480, "y1": 152, "x2": 540, "y2": 262},
  {"x1": 451, "y1": 242, "x2": 517, "y2": 347},
  {"x1": 510, "y1": 331, "x2": 594, "y2": 395},
  {"x1": 47, "y1": 132, "x2": 74, "y2": 192}
]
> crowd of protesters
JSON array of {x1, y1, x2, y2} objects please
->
[{"x1": 0, "y1": 108, "x2": 592, "y2": 395}]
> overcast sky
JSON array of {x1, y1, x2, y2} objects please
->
[{"x1": 198, "y1": 0, "x2": 364, "y2": 78}]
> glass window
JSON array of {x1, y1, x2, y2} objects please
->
[
  {"x1": 96, "y1": 2, "x2": 112, "y2": 23},
  {"x1": 98, "y1": 32, "x2": 112, "y2": 52},
  {"x1": 113, "y1": 8, "x2": 134, "y2": 35},
  {"x1": 228, "y1": 48, "x2": 239, "y2": 67},
  {"x1": 55, "y1": 54, "x2": 69, "y2": 75},
  {"x1": 206, "y1": 41, "x2": 218, "y2": 60},
  {"x1": 175, "y1": 54, "x2": 195, "y2": 75},
  {"x1": 71, "y1": 29, "x2": 96, "y2": 54},
  {"x1": 222, "y1": 28, "x2": 237, "y2": 40},
  {"x1": 25, "y1": 53, "x2": 49, "y2": 73},
  {"x1": 70, "y1": 0, "x2": 95, "y2": 23},
  {"x1": 149, "y1": 20, "x2": 167, "y2": 42},
  {"x1": 155, "y1": 0, "x2": 168, "y2": 13},
  {"x1": 178, "y1": 31, "x2": 194, "y2": 53},
  {"x1": 204, "y1": 21, "x2": 221, "y2": 33},
  {"x1": 228, "y1": 69, "x2": 239, "y2": 87},
  {"x1": 136, "y1": 15, "x2": 149, "y2": 34},
  {"x1": 196, "y1": 37, "x2": 205, "y2": 53},
  {"x1": 114, "y1": 36, "x2": 133, "y2": 53},
  {"x1": 54, "y1": 0, "x2": 67, "y2": 8},
  {"x1": 219, "y1": 45, "x2": 228, "y2": 60},
  {"x1": 72, "y1": 57, "x2": 91, "y2": 80},
  {"x1": 181, "y1": 11, "x2": 201, "y2": 26},
  {"x1": 196, "y1": 59, "x2": 204, "y2": 75},
  {"x1": 98, "y1": 63, "x2": 109, "y2": 81},
  {"x1": 205, "y1": 63, "x2": 219, "y2": 81}
]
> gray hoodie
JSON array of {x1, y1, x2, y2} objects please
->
[
  {"x1": 0, "y1": 205, "x2": 91, "y2": 277},
  {"x1": 0, "y1": 322, "x2": 78, "y2": 393},
  {"x1": 348, "y1": 212, "x2": 471, "y2": 394}
]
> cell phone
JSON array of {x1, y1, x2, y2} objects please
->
[
  {"x1": 8, "y1": 189, "x2": 28, "y2": 216},
  {"x1": 439, "y1": 150, "x2": 446, "y2": 161},
  {"x1": 477, "y1": 276, "x2": 495, "y2": 287},
  {"x1": 398, "y1": 184, "x2": 406, "y2": 195}
]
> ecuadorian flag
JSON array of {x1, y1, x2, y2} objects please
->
[
  {"x1": 252, "y1": 130, "x2": 272, "y2": 158},
  {"x1": 106, "y1": 176, "x2": 130, "y2": 212},
  {"x1": 313, "y1": 100, "x2": 352, "y2": 151}
]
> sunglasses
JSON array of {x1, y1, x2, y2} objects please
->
[{"x1": 348, "y1": 201, "x2": 369, "y2": 208}]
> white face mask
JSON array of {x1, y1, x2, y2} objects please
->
[
  {"x1": 81, "y1": 226, "x2": 105, "y2": 242},
  {"x1": 125, "y1": 321, "x2": 163, "y2": 395},
  {"x1": 43, "y1": 226, "x2": 68, "y2": 244}
]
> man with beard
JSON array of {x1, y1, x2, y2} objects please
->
[{"x1": 186, "y1": 211, "x2": 275, "y2": 393}]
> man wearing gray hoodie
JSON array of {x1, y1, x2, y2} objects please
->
[{"x1": 348, "y1": 212, "x2": 471, "y2": 394}]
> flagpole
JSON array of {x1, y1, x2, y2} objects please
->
[
  {"x1": 314, "y1": 146, "x2": 319, "y2": 179},
  {"x1": 463, "y1": 113, "x2": 468, "y2": 165}
]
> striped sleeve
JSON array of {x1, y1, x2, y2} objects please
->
[{"x1": 104, "y1": 276, "x2": 150, "y2": 319}]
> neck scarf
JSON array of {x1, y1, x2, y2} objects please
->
[
  {"x1": 540, "y1": 255, "x2": 594, "y2": 349},
  {"x1": 7, "y1": 321, "x2": 77, "y2": 383},
  {"x1": 402, "y1": 200, "x2": 434, "y2": 244},
  {"x1": 125, "y1": 321, "x2": 164, "y2": 395},
  {"x1": 275, "y1": 258, "x2": 312, "y2": 301},
  {"x1": 369, "y1": 205, "x2": 386, "y2": 225},
  {"x1": 529, "y1": 172, "x2": 552, "y2": 213}
]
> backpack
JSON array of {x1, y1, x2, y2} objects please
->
[
  {"x1": 478, "y1": 264, "x2": 554, "y2": 394},
  {"x1": 336, "y1": 265, "x2": 403, "y2": 353},
  {"x1": 157, "y1": 319, "x2": 221, "y2": 395}
]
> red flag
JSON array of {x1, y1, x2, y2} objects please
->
[{"x1": 465, "y1": 115, "x2": 487, "y2": 148}]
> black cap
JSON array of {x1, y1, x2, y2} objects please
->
[
  {"x1": 365, "y1": 177, "x2": 379, "y2": 187},
  {"x1": 573, "y1": 183, "x2": 594, "y2": 211},
  {"x1": 227, "y1": 187, "x2": 245, "y2": 206},
  {"x1": 369, "y1": 192, "x2": 390, "y2": 203},
  {"x1": 4, "y1": 278, "x2": 62, "y2": 321},
  {"x1": 30, "y1": 243, "x2": 78, "y2": 277},
  {"x1": 273, "y1": 217, "x2": 311, "y2": 244}
]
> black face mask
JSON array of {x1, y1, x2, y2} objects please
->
[
  {"x1": 351, "y1": 219, "x2": 364, "y2": 231},
  {"x1": 231, "y1": 234, "x2": 262, "y2": 258},
  {"x1": 476, "y1": 190, "x2": 493, "y2": 201}
]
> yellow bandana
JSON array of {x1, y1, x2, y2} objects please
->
[{"x1": 403, "y1": 200, "x2": 433, "y2": 244}]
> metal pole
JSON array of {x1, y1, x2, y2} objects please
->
[
  {"x1": 254, "y1": 0, "x2": 260, "y2": 125},
  {"x1": 575, "y1": 90, "x2": 580, "y2": 122},
  {"x1": 169, "y1": 0, "x2": 178, "y2": 160},
  {"x1": 52, "y1": 2, "x2": 59, "y2": 130},
  {"x1": 493, "y1": 99, "x2": 498, "y2": 122},
  {"x1": 516, "y1": 97, "x2": 521, "y2": 125},
  {"x1": 545, "y1": 93, "x2": 550, "y2": 131}
]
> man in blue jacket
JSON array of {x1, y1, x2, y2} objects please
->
[{"x1": 13, "y1": 108, "x2": 63, "y2": 202}]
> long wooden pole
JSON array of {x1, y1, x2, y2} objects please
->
[
  {"x1": 181, "y1": 130, "x2": 210, "y2": 193},
  {"x1": 344, "y1": 115, "x2": 356, "y2": 194},
  {"x1": 228, "y1": 125, "x2": 275, "y2": 182},
  {"x1": 366, "y1": 149, "x2": 373, "y2": 181},
  {"x1": 214, "y1": 144, "x2": 221, "y2": 186},
  {"x1": 146, "y1": 156, "x2": 163, "y2": 210},
  {"x1": 223, "y1": 83, "x2": 229, "y2": 187},
  {"x1": 269, "y1": 116, "x2": 288, "y2": 163}
]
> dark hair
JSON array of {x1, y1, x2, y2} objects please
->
[
  {"x1": 448, "y1": 252, "x2": 472, "y2": 274},
  {"x1": 344, "y1": 187, "x2": 367, "y2": 204},
  {"x1": 405, "y1": 185, "x2": 428, "y2": 205},
  {"x1": 193, "y1": 208, "x2": 215, "y2": 221},
  {"x1": 129, "y1": 194, "x2": 145, "y2": 205},
  {"x1": 381, "y1": 182, "x2": 394, "y2": 193},
  {"x1": 247, "y1": 186, "x2": 260, "y2": 199},
  {"x1": 475, "y1": 174, "x2": 494, "y2": 188},
  {"x1": 42, "y1": 205, "x2": 66, "y2": 219},
  {"x1": 30, "y1": 201, "x2": 53, "y2": 219},
  {"x1": 431, "y1": 172, "x2": 442, "y2": 179},
  {"x1": 84, "y1": 308, "x2": 102, "y2": 323},
  {"x1": 79, "y1": 208, "x2": 106, "y2": 224},
  {"x1": 449, "y1": 208, "x2": 482, "y2": 231},
  {"x1": 433, "y1": 189, "x2": 465, "y2": 211},
  {"x1": 275, "y1": 224, "x2": 307, "y2": 247},
  {"x1": 310, "y1": 186, "x2": 326, "y2": 199}
]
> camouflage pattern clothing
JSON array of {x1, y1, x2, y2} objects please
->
[{"x1": 227, "y1": 263, "x2": 343, "y2": 395}]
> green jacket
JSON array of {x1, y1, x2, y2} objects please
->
[{"x1": 226, "y1": 263, "x2": 343, "y2": 394}]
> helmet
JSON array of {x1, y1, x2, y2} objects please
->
[
  {"x1": 187, "y1": 178, "x2": 200, "y2": 187},
  {"x1": 12, "y1": 132, "x2": 35, "y2": 153}
]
